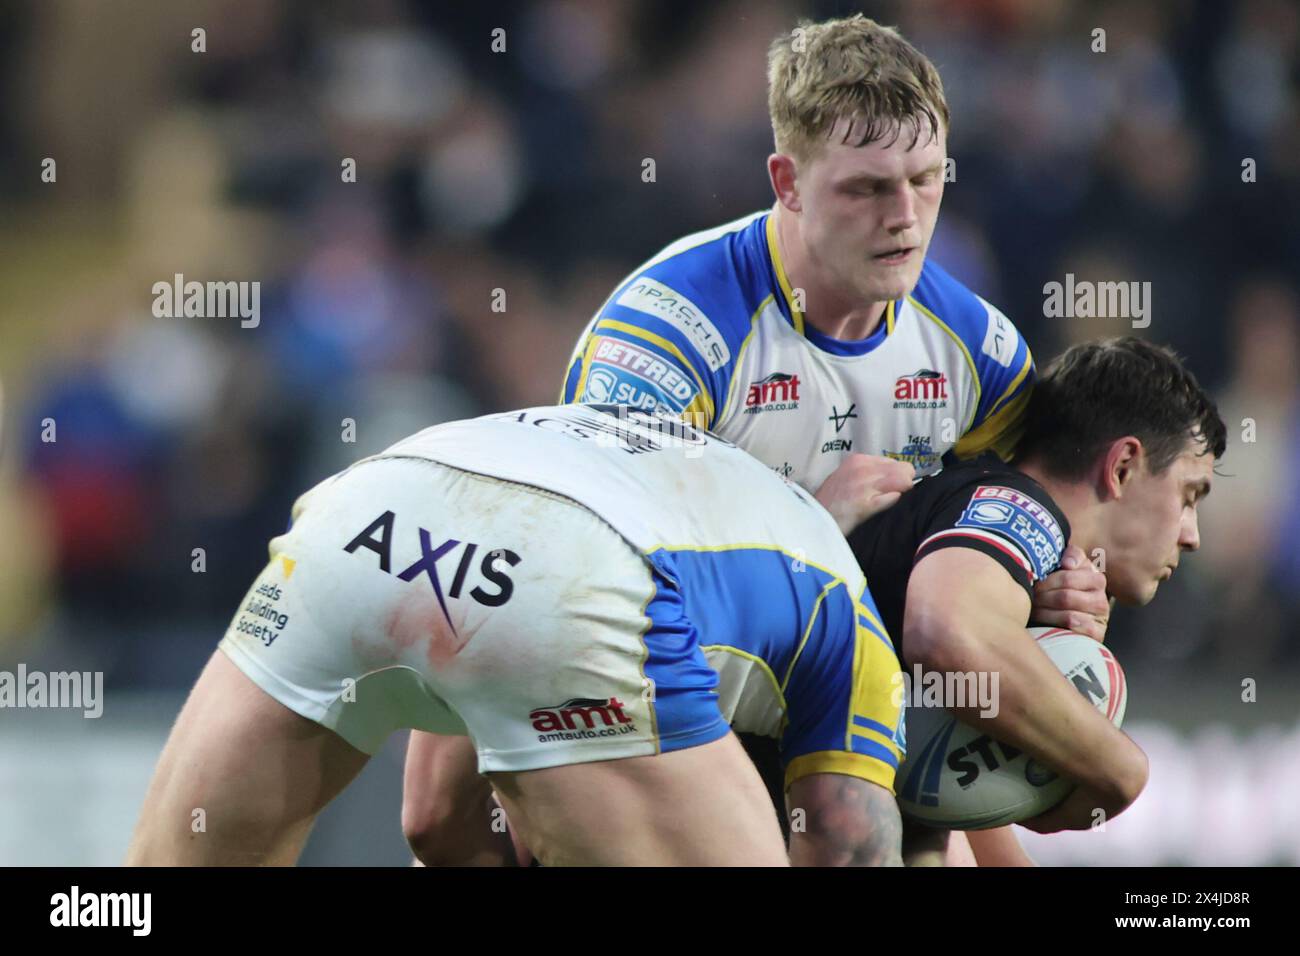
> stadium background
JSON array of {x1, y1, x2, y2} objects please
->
[{"x1": 0, "y1": 0, "x2": 1296, "y2": 865}]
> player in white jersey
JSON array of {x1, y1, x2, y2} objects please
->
[
  {"x1": 126, "y1": 405, "x2": 906, "y2": 866},
  {"x1": 403, "y1": 15, "x2": 1109, "y2": 866}
]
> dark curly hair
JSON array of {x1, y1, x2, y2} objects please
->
[{"x1": 1013, "y1": 337, "x2": 1226, "y2": 479}]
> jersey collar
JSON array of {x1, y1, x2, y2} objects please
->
[
  {"x1": 765, "y1": 212, "x2": 806, "y2": 336},
  {"x1": 765, "y1": 211, "x2": 899, "y2": 352}
]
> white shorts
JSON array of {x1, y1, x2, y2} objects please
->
[{"x1": 219, "y1": 457, "x2": 730, "y2": 772}]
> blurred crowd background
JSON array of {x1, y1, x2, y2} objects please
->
[{"x1": 0, "y1": 0, "x2": 1297, "y2": 864}]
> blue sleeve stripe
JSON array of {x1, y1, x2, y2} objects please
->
[
  {"x1": 850, "y1": 735, "x2": 901, "y2": 768},
  {"x1": 975, "y1": 340, "x2": 1034, "y2": 425},
  {"x1": 853, "y1": 715, "x2": 896, "y2": 737}
]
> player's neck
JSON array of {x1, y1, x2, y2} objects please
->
[
  {"x1": 773, "y1": 206, "x2": 888, "y2": 341},
  {"x1": 1017, "y1": 460, "x2": 1102, "y2": 559}
]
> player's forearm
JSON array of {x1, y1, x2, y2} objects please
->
[
  {"x1": 789, "y1": 824, "x2": 904, "y2": 866},
  {"x1": 787, "y1": 775, "x2": 904, "y2": 866},
  {"x1": 906, "y1": 603, "x2": 1146, "y2": 812}
]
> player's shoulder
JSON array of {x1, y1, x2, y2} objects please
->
[
  {"x1": 918, "y1": 456, "x2": 1070, "y2": 569},
  {"x1": 600, "y1": 210, "x2": 773, "y2": 357},
  {"x1": 921, "y1": 455, "x2": 1056, "y2": 510},
  {"x1": 908, "y1": 259, "x2": 1026, "y2": 374}
]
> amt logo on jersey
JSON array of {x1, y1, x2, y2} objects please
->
[
  {"x1": 745, "y1": 372, "x2": 801, "y2": 414},
  {"x1": 893, "y1": 368, "x2": 949, "y2": 409},
  {"x1": 531, "y1": 696, "x2": 638, "y2": 743}
]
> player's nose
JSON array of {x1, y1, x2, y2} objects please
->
[
  {"x1": 1178, "y1": 510, "x2": 1200, "y2": 552},
  {"x1": 881, "y1": 182, "x2": 918, "y2": 232}
]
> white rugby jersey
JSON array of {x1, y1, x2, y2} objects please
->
[
  {"x1": 561, "y1": 209, "x2": 1035, "y2": 492},
  {"x1": 361, "y1": 403, "x2": 864, "y2": 590},
  {"x1": 325, "y1": 403, "x2": 904, "y2": 788}
]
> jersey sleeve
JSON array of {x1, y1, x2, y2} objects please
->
[
  {"x1": 951, "y1": 296, "x2": 1035, "y2": 461},
  {"x1": 560, "y1": 266, "x2": 748, "y2": 429},
  {"x1": 560, "y1": 322, "x2": 716, "y2": 425},
  {"x1": 913, "y1": 473, "x2": 1068, "y2": 594},
  {"x1": 780, "y1": 584, "x2": 905, "y2": 793}
]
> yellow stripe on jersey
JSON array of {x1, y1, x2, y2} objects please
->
[
  {"x1": 569, "y1": 334, "x2": 603, "y2": 405},
  {"x1": 784, "y1": 749, "x2": 899, "y2": 793},
  {"x1": 952, "y1": 346, "x2": 1034, "y2": 459},
  {"x1": 886, "y1": 299, "x2": 895, "y2": 335},
  {"x1": 593, "y1": 318, "x2": 716, "y2": 426},
  {"x1": 988, "y1": 347, "x2": 1034, "y2": 417},
  {"x1": 559, "y1": 356, "x2": 581, "y2": 403},
  {"x1": 780, "y1": 579, "x2": 842, "y2": 692},
  {"x1": 952, "y1": 384, "x2": 1032, "y2": 460},
  {"x1": 632, "y1": 582, "x2": 661, "y2": 754},
  {"x1": 852, "y1": 722, "x2": 897, "y2": 751},
  {"x1": 855, "y1": 599, "x2": 888, "y2": 640},
  {"x1": 682, "y1": 392, "x2": 712, "y2": 426},
  {"x1": 906, "y1": 294, "x2": 981, "y2": 434},
  {"x1": 846, "y1": 618, "x2": 904, "y2": 768},
  {"x1": 700, "y1": 644, "x2": 787, "y2": 715},
  {"x1": 765, "y1": 214, "x2": 805, "y2": 337},
  {"x1": 718, "y1": 294, "x2": 771, "y2": 424}
]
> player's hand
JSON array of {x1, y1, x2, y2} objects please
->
[
  {"x1": 1021, "y1": 741, "x2": 1148, "y2": 834},
  {"x1": 1019, "y1": 783, "x2": 1124, "y2": 834},
  {"x1": 1031, "y1": 546, "x2": 1110, "y2": 642},
  {"x1": 815, "y1": 454, "x2": 915, "y2": 535},
  {"x1": 1019, "y1": 785, "x2": 1102, "y2": 833}
]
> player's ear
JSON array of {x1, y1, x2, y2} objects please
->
[
  {"x1": 768, "y1": 153, "x2": 801, "y2": 211},
  {"x1": 1100, "y1": 436, "x2": 1142, "y2": 500}
]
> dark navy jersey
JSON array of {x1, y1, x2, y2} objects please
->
[{"x1": 846, "y1": 455, "x2": 1071, "y2": 663}]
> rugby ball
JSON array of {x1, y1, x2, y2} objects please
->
[{"x1": 895, "y1": 627, "x2": 1127, "y2": 830}]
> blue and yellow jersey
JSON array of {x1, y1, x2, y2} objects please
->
[
  {"x1": 389, "y1": 404, "x2": 905, "y2": 790},
  {"x1": 562, "y1": 209, "x2": 1035, "y2": 491},
  {"x1": 650, "y1": 547, "x2": 905, "y2": 791}
]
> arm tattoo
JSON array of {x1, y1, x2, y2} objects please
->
[
  {"x1": 839, "y1": 777, "x2": 904, "y2": 867},
  {"x1": 792, "y1": 776, "x2": 905, "y2": 866}
]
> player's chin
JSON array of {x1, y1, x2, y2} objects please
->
[
  {"x1": 1110, "y1": 575, "x2": 1160, "y2": 607},
  {"x1": 861, "y1": 269, "x2": 919, "y2": 303},
  {"x1": 1102, "y1": 572, "x2": 1154, "y2": 608}
]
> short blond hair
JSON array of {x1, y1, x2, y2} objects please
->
[{"x1": 768, "y1": 14, "x2": 950, "y2": 161}]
